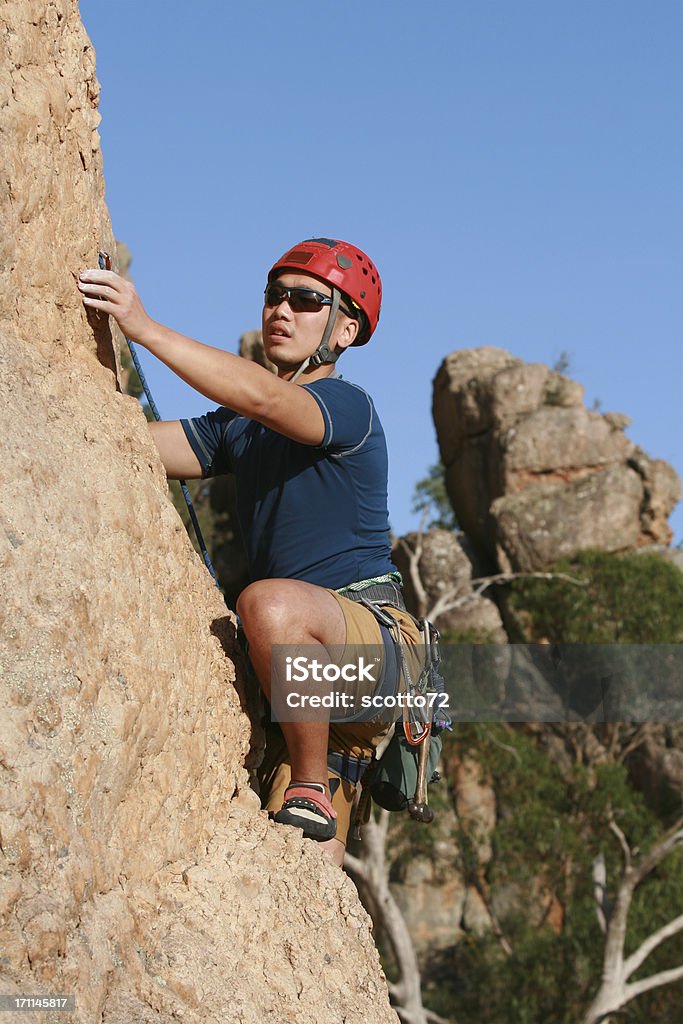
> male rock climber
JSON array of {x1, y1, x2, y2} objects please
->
[{"x1": 78, "y1": 237, "x2": 422, "y2": 867}]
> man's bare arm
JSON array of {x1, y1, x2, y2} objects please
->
[
  {"x1": 149, "y1": 421, "x2": 203, "y2": 480},
  {"x1": 79, "y1": 270, "x2": 326, "y2": 446}
]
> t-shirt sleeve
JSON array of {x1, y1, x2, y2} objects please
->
[
  {"x1": 180, "y1": 407, "x2": 240, "y2": 477},
  {"x1": 303, "y1": 379, "x2": 374, "y2": 452}
]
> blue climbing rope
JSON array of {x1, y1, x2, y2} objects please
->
[{"x1": 98, "y1": 251, "x2": 220, "y2": 588}]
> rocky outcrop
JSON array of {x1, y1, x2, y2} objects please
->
[
  {"x1": 0, "y1": 3, "x2": 396, "y2": 1021},
  {"x1": 433, "y1": 347, "x2": 681, "y2": 571},
  {"x1": 239, "y1": 328, "x2": 275, "y2": 373},
  {"x1": 392, "y1": 530, "x2": 506, "y2": 641}
]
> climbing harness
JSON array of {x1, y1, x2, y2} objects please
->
[
  {"x1": 331, "y1": 576, "x2": 451, "y2": 838},
  {"x1": 368, "y1": 617, "x2": 447, "y2": 825},
  {"x1": 97, "y1": 251, "x2": 219, "y2": 588},
  {"x1": 336, "y1": 571, "x2": 404, "y2": 606}
]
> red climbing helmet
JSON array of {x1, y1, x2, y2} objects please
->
[{"x1": 268, "y1": 237, "x2": 382, "y2": 345}]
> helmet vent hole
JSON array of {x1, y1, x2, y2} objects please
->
[{"x1": 362, "y1": 267, "x2": 368, "y2": 275}]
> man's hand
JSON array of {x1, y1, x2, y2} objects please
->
[{"x1": 78, "y1": 268, "x2": 156, "y2": 344}]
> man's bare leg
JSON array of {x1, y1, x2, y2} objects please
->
[
  {"x1": 236, "y1": 578, "x2": 347, "y2": 798},
  {"x1": 320, "y1": 838, "x2": 346, "y2": 867}
]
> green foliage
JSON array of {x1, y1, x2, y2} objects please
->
[
  {"x1": 411, "y1": 461, "x2": 458, "y2": 531},
  {"x1": 418, "y1": 727, "x2": 683, "y2": 1023},
  {"x1": 508, "y1": 549, "x2": 683, "y2": 643},
  {"x1": 386, "y1": 771, "x2": 455, "y2": 874}
]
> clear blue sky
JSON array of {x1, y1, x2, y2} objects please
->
[{"x1": 79, "y1": 0, "x2": 682, "y2": 543}]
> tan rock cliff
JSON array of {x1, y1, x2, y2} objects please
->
[{"x1": 0, "y1": 3, "x2": 396, "y2": 1021}]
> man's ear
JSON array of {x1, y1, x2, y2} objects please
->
[{"x1": 333, "y1": 315, "x2": 360, "y2": 353}]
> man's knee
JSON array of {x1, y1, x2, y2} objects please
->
[
  {"x1": 237, "y1": 578, "x2": 347, "y2": 647},
  {"x1": 237, "y1": 579, "x2": 299, "y2": 633}
]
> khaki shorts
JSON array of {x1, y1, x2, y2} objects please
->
[{"x1": 260, "y1": 592, "x2": 425, "y2": 846}]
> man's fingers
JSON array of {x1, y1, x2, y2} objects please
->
[
  {"x1": 78, "y1": 282, "x2": 117, "y2": 298},
  {"x1": 81, "y1": 296, "x2": 112, "y2": 310},
  {"x1": 78, "y1": 268, "x2": 120, "y2": 284}
]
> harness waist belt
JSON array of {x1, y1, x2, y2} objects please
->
[{"x1": 340, "y1": 580, "x2": 406, "y2": 610}]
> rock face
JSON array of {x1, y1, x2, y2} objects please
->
[
  {"x1": 0, "y1": 4, "x2": 396, "y2": 1022},
  {"x1": 433, "y1": 347, "x2": 681, "y2": 571}
]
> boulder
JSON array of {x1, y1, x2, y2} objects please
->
[
  {"x1": 239, "y1": 329, "x2": 276, "y2": 373},
  {"x1": 501, "y1": 407, "x2": 632, "y2": 480},
  {"x1": 433, "y1": 347, "x2": 681, "y2": 570},
  {"x1": 491, "y1": 465, "x2": 644, "y2": 572},
  {"x1": 0, "y1": 4, "x2": 396, "y2": 1021},
  {"x1": 629, "y1": 448, "x2": 682, "y2": 545},
  {"x1": 392, "y1": 530, "x2": 506, "y2": 641}
]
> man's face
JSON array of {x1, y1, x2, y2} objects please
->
[{"x1": 261, "y1": 272, "x2": 351, "y2": 372}]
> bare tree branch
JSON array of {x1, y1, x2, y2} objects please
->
[
  {"x1": 615, "y1": 724, "x2": 651, "y2": 765},
  {"x1": 425, "y1": 570, "x2": 586, "y2": 623},
  {"x1": 401, "y1": 518, "x2": 587, "y2": 624},
  {"x1": 482, "y1": 726, "x2": 522, "y2": 764},
  {"x1": 345, "y1": 810, "x2": 432, "y2": 1024},
  {"x1": 630, "y1": 819, "x2": 683, "y2": 889},
  {"x1": 424, "y1": 1009, "x2": 453, "y2": 1024},
  {"x1": 377, "y1": 805, "x2": 391, "y2": 844},
  {"x1": 625, "y1": 963, "x2": 683, "y2": 1001},
  {"x1": 469, "y1": 870, "x2": 513, "y2": 957},
  {"x1": 473, "y1": 569, "x2": 587, "y2": 590},
  {"x1": 343, "y1": 851, "x2": 368, "y2": 882},
  {"x1": 398, "y1": 515, "x2": 429, "y2": 618},
  {"x1": 592, "y1": 852, "x2": 608, "y2": 935},
  {"x1": 582, "y1": 818, "x2": 683, "y2": 1024},
  {"x1": 608, "y1": 811, "x2": 632, "y2": 869},
  {"x1": 387, "y1": 980, "x2": 404, "y2": 1003},
  {"x1": 623, "y1": 913, "x2": 683, "y2": 979}
]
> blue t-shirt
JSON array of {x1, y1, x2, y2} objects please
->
[{"x1": 180, "y1": 377, "x2": 396, "y2": 589}]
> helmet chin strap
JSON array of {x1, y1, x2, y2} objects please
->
[{"x1": 290, "y1": 287, "x2": 341, "y2": 384}]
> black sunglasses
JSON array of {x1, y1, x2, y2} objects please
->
[{"x1": 264, "y1": 282, "x2": 355, "y2": 318}]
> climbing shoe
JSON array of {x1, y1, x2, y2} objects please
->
[{"x1": 273, "y1": 782, "x2": 337, "y2": 841}]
